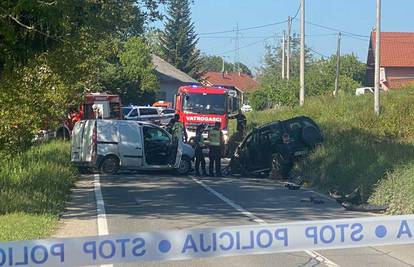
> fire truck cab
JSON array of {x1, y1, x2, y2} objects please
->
[
  {"x1": 55, "y1": 93, "x2": 122, "y2": 139},
  {"x1": 174, "y1": 85, "x2": 241, "y2": 154}
]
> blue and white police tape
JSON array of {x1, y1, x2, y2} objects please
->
[{"x1": 1, "y1": 215, "x2": 414, "y2": 266}]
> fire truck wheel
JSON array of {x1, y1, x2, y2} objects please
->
[{"x1": 100, "y1": 155, "x2": 120, "y2": 174}]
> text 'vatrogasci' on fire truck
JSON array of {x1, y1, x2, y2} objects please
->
[{"x1": 174, "y1": 85, "x2": 241, "y2": 154}]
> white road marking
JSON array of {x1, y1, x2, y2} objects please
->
[
  {"x1": 94, "y1": 173, "x2": 113, "y2": 267},
  {"x1": 191, "y1": 176, "x2": 340, "y2": 267}
]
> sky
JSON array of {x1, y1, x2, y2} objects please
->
[{"x1": 153, "y1": 0, "x2": 414, "y2": 72}]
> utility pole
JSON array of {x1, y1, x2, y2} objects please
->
[
  {"x1": 334, "y1": 32, "x2": 342, "y2": 96},
  {"x1": 374, "y1": 0, "x2": 381, "y2": 115},
  {"x1": 287, "y1": 16, "x2": 292, "y2": 80},
  {"x1": 300, "y1": 0, "x2": 305, "y2": 106},
  {"x1": 282, "y1": 31, "x2": 286, "y2": 79},
  {"x1": 234, "y1": 23, "x2": 240, "y2": 75}
]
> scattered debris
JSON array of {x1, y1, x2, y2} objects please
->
[
  {"x1": 300, "y1": 197, "x2": 325, "y2": 204},
  {"x1": 284, "y1": 182, "x2": 301, "y2": 190},
  {"x1": 330, "y1": 188, "x2": 388, "y2": 213},
  {"x1": 341, "y1": 202, "x2": 387, "y2": 213}
]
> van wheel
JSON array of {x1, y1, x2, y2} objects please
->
[
  {"x1": 100, "y1": 156, "x2": 120, "y2": 174},
  {"x1": 176, "y1": 157, "x2": 191, "y2": 175}
]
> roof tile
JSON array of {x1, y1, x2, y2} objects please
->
[
  {"x1": 201, "y1": 72, "x2": 259, "y2": 93},
  {"x1": 371, "y1": 32, "x2": 414, "y2": 67}
]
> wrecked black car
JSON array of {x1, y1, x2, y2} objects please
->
[{"x1": 228, "y1": 116, "x2": 323, "y2": 178}]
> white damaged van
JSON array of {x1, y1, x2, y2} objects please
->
[{"x1": 71, "y1": 120, "x2": 194, "y2": 175}]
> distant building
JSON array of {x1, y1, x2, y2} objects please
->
[
  {"x1": 201, "y1": 71, "x2": 259, "y2": 103},
  {"x1": 151, "y1": 54, "x2": 199, "y2": 103},
  {"x1": 366, "y1": 32, "x2": 414, "y2": 89}
]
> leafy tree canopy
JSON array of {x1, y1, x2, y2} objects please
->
[{"x1": 200, "y1": 55, "x2": 252, "y2": 76}]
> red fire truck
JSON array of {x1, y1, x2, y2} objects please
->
[
  {"x1": 174, "y1": 85, "x2": 241, "y2": 152},
  {"x1": 55, "y1": 93, "x2": 122, "y2": 139}
]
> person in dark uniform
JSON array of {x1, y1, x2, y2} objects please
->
[
  {"x1": 194, "y1": 124, "x2": 207, "y2": 176},
  {"x1": 207, "y1": 122, "x2": 223, "y2": 177},
  {"x1": 235, "y1": 109, "x2": 247, "y2": 134}
]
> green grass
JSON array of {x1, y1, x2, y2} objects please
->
[
  {"x1": 0, "y1": 141, "x2": 77, "y2": 241},
  {"x1": 245, "y1": 89, "x2": 414, "y2": 214}
]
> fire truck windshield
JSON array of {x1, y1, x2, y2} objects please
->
[{"x1": 183, "y1": 93, "x2": 226, "y2": 115}]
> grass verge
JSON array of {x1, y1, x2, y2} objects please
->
[
  {"x1": 245, "y1": 89, "x2": 414, "y2": 214},
  {"x1": 0, "y1": 141, "x2": 76, "y2": 241}
]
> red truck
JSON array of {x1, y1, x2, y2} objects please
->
[
  {"x1": 55, "y1": 93, "x2": 122, "y2": 139},
  {"x1": 174, "y1": 85, "x2": 241, "y2": 154}
]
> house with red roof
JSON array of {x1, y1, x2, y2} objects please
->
[
  {"x1": 201, "y1": 71, "x2": 259, "y2": 102},
  {"x1": 366, "y1": 32, "x2": 414, "y2": 89}
]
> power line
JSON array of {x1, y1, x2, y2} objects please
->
[
  {"x1": 198, "y1": 4, "x2": 300, "y2": 36},
  {"x1": 294, "y1": 18, "x2": 369, "y2": 38},
  {"x1": 309, "y1": 47, "x2": 329, "y2": 58},
  {"x1": 198, "y1": 20, "x2": 288, "y2": 36},
  {"x1": 292, "y1": 3, "x2": 301, "y2": 20},
  {"x1": 216, "y1": 35, "x2": 275, "y2": 55}
]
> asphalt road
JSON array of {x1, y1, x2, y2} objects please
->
[{"x1": 94, "y1": 172, "x2": 414, "y2": 267}]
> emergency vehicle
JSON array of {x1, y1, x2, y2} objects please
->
[
  {"x1": 55, "y1": 93, "x2": 122, "y2": 139},
  {"x1": 174, "y1": 85, "x2": 241, "y2": 153}
]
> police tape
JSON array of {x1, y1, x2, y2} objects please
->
[{"x1": 1, "y1": 215, "x2": 414, "y2": 266}]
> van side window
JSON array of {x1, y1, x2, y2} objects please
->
[
  {"x1": 139, "y1": 108, "x2": 158, "y2": 116},
  {"x1": 143, "y1": 127, "x2": 170, "y2": 143},
  {"x1": 119, "y1": 124, "x2": 141, "y2": 144}
]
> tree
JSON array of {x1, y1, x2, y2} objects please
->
[
  {"x1": 158, "y1": 0, "x2": 202, "y2": 78},
  {"x1": 200, "y1": 55, "x2": 252, "y2": 76},
  {"x1": 0, "y1": 0, "x2": 165, "y2": 76},
  {"x1": 0, "y1": 1, "x2": 165, "y2": 154},
  {"x1": 258, "y1": 34, "x2": 314, "y2": 78},
  {"x1": 118, "y1": 37, "x2": 159, "y2": 104}
]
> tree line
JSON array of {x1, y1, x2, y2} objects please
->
[{"x1": 250, "y1": 36, "x2": 366, "y2": 110}]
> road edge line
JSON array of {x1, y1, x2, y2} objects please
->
[
  {"x1": 94, "y1": 173, "x2": 113, "y2": 267},
  {"x1": 190, "y1": 176, "x2": 339, "y2": 267}
]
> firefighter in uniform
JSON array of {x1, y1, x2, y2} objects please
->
[
  {"x1": 169, "y1": 114, "x2": 187, "y2": 165},
  {"x1": 207, "y1": 122, "x2": 223, "y2": 177},
  {"x1": 235, "y1": 109, "x2": 247, "y2": 135}
]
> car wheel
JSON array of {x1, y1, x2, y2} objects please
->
[
  {"x1": 100, "y1": 156, "x2": 120, "y2": 174},
  {"x1": 176, "y1": 157, "x2": 191, "y2": 175}
]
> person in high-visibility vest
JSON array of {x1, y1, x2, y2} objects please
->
[
  {"x1": 169, "y1": 114, "x2": 187, "y2": 165},
  {"x1": 207, "y1": 121, "x2": 223, "y2": 177}
]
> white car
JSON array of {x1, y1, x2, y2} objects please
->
[
  {"x1": 157, "y1": 108, "x2": 176, "y2": 125},
  {"x1": 241, "y1": 104, "x2": 253, "y2": 113},
  {"x1": 355, "y1": 87, "x2": 385, "y2": 96},
  {"x1": 122, "y1": 106, "x2": 162, "y2": 124}
]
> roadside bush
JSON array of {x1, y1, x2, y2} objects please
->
[
  {"x1": 370, "y1": 163, "x2": 414, "y2": 214},
  {"x1": 0, "y1": 141, "x2": 76, "y2": 240},
  {"x1": 246, "y1": 89, "x2": 414, "y2": 207}
]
